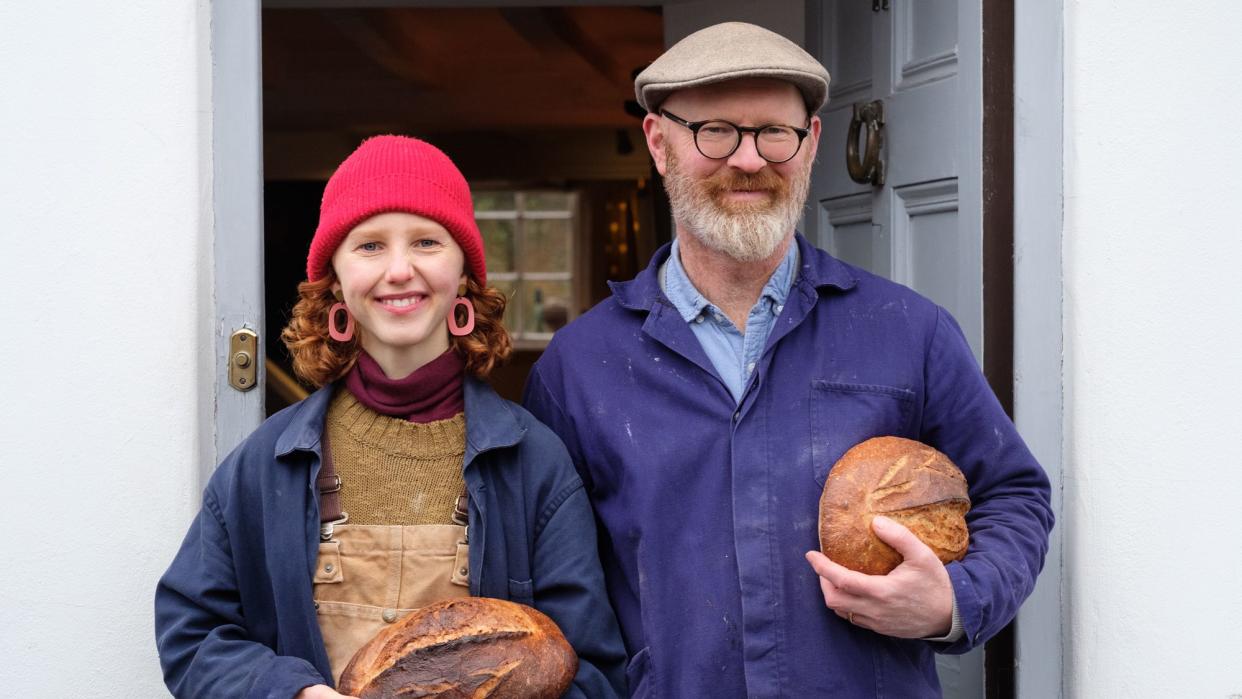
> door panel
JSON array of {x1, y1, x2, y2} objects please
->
[
  {"x1": 828, "y1": 0, "x2": 876, "y2": 103},
  {"x1": 883, "y1": 84, "x2": 959, "y2": 188},
  {"x1": 900, "y1": 0, "x2": 958, "y2": 87},
  {"x1": 894, "y1": 179, "x2": 982, "y2": 357},
  {"x1": 820, "y1": 192, "x2": 879, "y2": 271}
]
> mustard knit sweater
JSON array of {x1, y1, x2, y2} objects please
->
[{"x1": 324, "y1": 389, "x2": 466, "y2": 525}]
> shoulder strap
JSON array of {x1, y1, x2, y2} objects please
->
[{"x1": 317, "y1": 432, "x2": 346, "y2": 539}]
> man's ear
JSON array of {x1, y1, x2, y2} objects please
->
[
  {"x1": 805, "y1": 114, "x2": 823, "y2": 162},
  {"x1": 642, "y1": 112, "x2": 669, "y2": 176}
]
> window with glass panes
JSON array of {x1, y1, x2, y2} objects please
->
[{"x1": 473, "y1": 191, "x2": 576, "y2": 342}]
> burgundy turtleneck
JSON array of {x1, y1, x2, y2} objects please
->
[{"x1": 343, "y1": 349, "x2": 465, "y2": 423}]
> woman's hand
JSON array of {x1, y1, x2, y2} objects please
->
[{"x1": 295, "y1": 685, "x2": 358, "y2": 699}]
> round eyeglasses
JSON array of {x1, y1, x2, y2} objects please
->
[{"x1": 660, "y1": 110, "x2": 810, "y2": 164}]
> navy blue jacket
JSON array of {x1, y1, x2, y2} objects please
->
[
  {"x1": 155, "y1": 378, "x2": 627, "y2": 699},
  {"x1": 524, "y1": 235, "x2": 1055, "y2": 698}
]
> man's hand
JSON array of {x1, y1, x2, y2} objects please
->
[
  {"x1": 805, "y1": 515, "x2": 954, "y2": 638},
  {"x1": 295, "y1": 685, "x2": 358, "y2": 699}
]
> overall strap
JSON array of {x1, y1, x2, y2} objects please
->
[
  {"x1": 452, "y1": 492, "x2": 470, "y2": 542},
  {"x1": 318, "y1": 432, "x2": 347, "y2": 540}
]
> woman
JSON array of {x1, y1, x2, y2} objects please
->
[{"x1": 155, "y1": 136, "x2": 626, "y2": 699}]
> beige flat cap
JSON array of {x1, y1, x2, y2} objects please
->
[{"x1": 635, "y1": 22, "x2": 831, "y2": 114}]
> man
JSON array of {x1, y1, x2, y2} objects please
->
[{"x1": 524, "y1": 22, "x2": 1053, "y2": 698}]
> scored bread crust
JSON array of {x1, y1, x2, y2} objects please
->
[
  {"x1": 818, "y1": 436, "x2": 971, "y2": 575},
  {"x1": 337, "y1": 597, "x2": 577, "y2": 698}
]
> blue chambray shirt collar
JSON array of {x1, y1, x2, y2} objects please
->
[
  {"x1": 608, "y1": 234, "x2": 857, "y2": 313},
  {"x1": 662, "y1": 238, "x2": 712, "y2": 322},
  {"x1": 662, "y1": 237, "x2": 799, "y2": 324},
  {"x1": 762, "y1": 240, "x2": 799, "y2": 310}
]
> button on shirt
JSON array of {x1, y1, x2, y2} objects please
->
[{"x1": 660, "y1": 238, "x2": 797, "y2": 402}]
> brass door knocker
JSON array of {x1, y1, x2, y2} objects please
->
[{"x1": 846, "y1": 100, "x2": 885, "y2": 186}]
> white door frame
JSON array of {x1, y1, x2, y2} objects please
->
[
  {"x1": 209, "y1": 2, "x2": 1067, "y2": 695},
  {"x1": 1012, "y1": 1, "x2": 1064, "y2": 697},
  {"x1": 210, "y1": 0, "x2": 265, "y2": 482}
]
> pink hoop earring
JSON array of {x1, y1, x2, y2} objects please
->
[
  {"x1": 328, "y1": 302, "x2": 355, "y2": 342},
  {"x1": 447, "y1": 297, "x2": 476, "y2": 336}
]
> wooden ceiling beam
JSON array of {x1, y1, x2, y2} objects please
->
[
  {"x1": 320, "y1": 9, "x2": 438, "y2": 88},
  {"x1": 500, "y1": 7, "x2": 629, "y2": 88}
]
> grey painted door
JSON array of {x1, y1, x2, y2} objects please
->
[
  {"x1": 807, "y1": 1, "x2": 986, "y2": 697},
  {"x1": 808, "y1": 0, "x2": 983, "y2": 363}
]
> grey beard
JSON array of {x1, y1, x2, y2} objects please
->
[{"x1": 664, "y1": 163, "x2": 811, "y2": 264}]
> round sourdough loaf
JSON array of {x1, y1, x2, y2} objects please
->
[
  {"x1": 337, "y1": 597, "x2": 577, "y2": 698},
  {"x1": 818, "y1": 436, "x2": 971, "y2": 575}
]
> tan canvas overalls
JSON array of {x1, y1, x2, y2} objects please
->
[{"x1": 312, "y1": 436, "x2": 471, "y2": 684}]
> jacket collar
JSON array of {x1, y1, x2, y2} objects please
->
[
  {"x1": 461, "y1": 375, "x2": 526, "y2": 464},
  {"x1": 608, "y1": 232, "x2": 857, "y2": 312},
  {"x1": 273, "y1": 375, "x2": 525, "y2": 464},
  {"x1": 274, "y1": 384, "x2": 335, "y2": 458}
]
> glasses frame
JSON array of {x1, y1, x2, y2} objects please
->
[{"x1": 659, "y1": 109, "x2": 811, "y2": 164}]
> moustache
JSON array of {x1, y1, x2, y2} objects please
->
[{"x1": 703, "y1": 169, "x2": 789, "y2": 207}]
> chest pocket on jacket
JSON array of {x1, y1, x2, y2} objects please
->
[{"x1": 809, "y1": 381, "x2": 917, "y2": 486}]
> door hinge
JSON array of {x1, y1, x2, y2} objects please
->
[{"x1": 228, "y1": 328, "x2": 259, "y2": 391}]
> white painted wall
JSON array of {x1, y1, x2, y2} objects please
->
[
  {"x1": 0, "y1": 1, "x2": 212, "y2": 696},
  {"x1": 1062, "y1": 1, "x2": 1242, "y2": 696}
]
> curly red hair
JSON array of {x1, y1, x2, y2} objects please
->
[{"x1": 280, "y1": 273, "x2": 512, "y2": 388}]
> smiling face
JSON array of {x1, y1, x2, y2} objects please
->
[
  {"x1": 330, "y1": 211, "x2": 467, "y2": 378},
  {"x1": 643, "y1": 78, "x2": 821, "y2": 262}
]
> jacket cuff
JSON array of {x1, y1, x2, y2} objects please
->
[
  {"x1": 921, "y1": 588, "x2": 963, "y2": 643},
  {"x1": 928, "y1": 561, "x2": 983, "y2": 654}
]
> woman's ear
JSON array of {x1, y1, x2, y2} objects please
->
[
  {"x1": 458, "y1": 274, "x2": 468, "y2": 297},
  {"x1": 330, "y1": 280, "x2": 343, "y2": 301}
]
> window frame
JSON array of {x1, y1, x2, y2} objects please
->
[{"x1": 474, "y1": 189, "x2": 578, "y2": 349}]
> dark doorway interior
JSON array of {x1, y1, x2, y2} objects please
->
[
  {"x1": 981, "y1": 0, "x2": 1016, "y2": 696},
  {"x1": 260, "y1": 6, "x2": 666, "y2": 414}
]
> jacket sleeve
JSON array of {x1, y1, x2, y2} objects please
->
[
  {"x1": 531, "y1": 479, "x2": 628, "y2": 698},
  {"x1": 921, "y1": 307, "x2": 1055, "y2": 654},
  {"x1": 522, "y1": 363, "x2": 590, "y2": 489},
  {"x1": 154, "y1": 487, "x2": 326, "y2": 699}
]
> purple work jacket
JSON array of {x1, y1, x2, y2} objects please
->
[{"x1": 523, "y1": 235, "x2": 1054, "y2": 698}]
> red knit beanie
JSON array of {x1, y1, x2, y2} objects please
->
[{"x1": 306, "y1": 135, "x2": 486, "y2": 285}]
